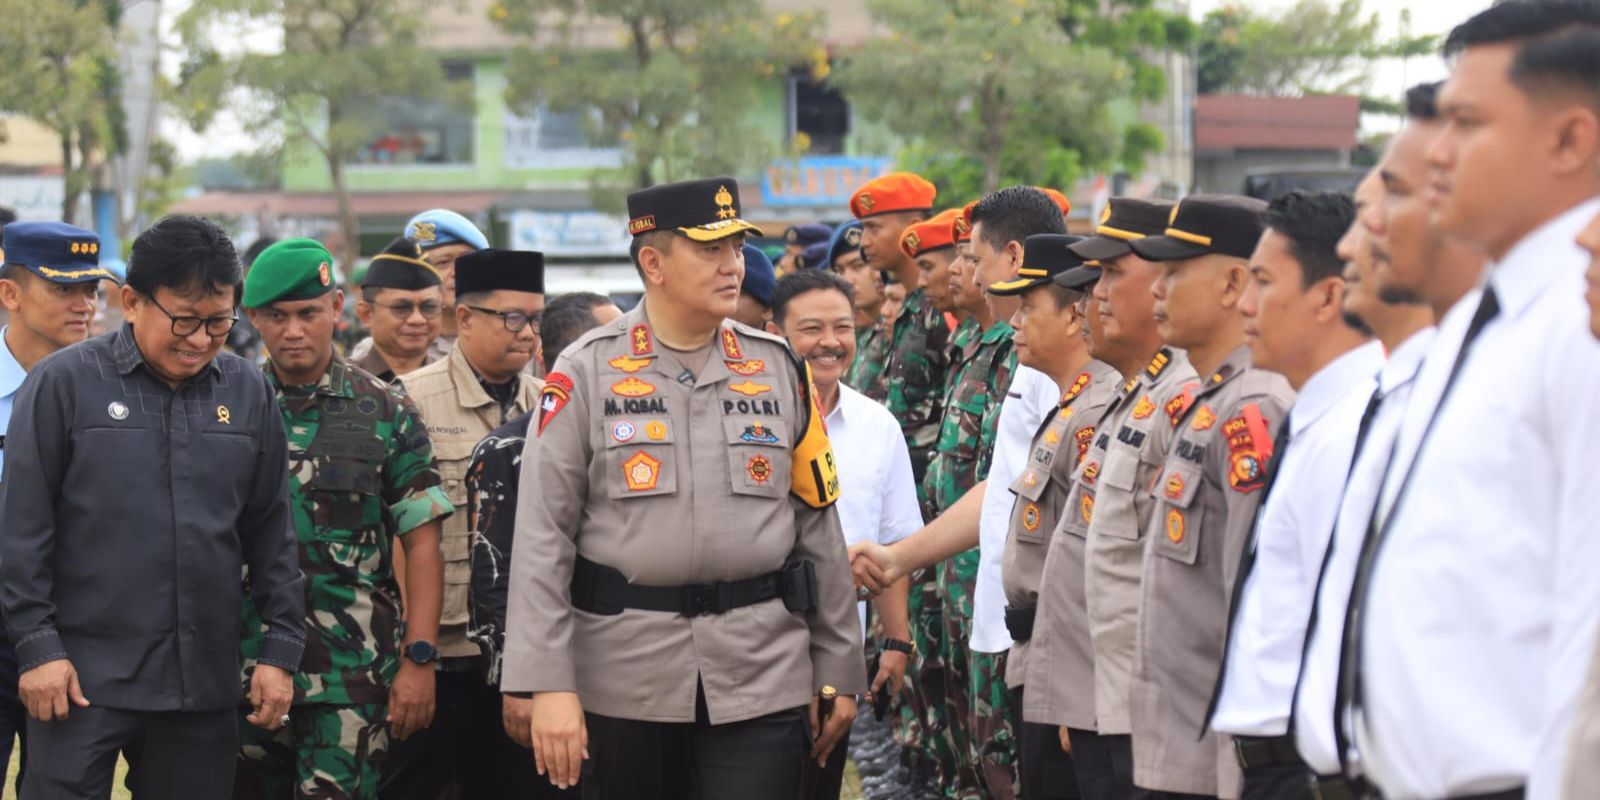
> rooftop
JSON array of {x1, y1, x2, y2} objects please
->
[{"x1": 1194, "y1": 94, "x2": 1361, "y2": 152}]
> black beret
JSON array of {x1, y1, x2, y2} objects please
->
[
  {"x1": 362, "y1": 237, "x2": 441, "y2": 291},
  {"x1": 454, "y1": 248, "x2": 545, "y2": 296}
]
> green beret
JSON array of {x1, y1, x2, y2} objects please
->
[{"x1": 243, "y1": 238, "x2": 337, "y2": 309}]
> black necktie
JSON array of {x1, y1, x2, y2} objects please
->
[
  {"x1": 1335, "y1": 287, "x2": 1501, "y2": 759},
  {"x1": 1202, "y1": 413, "x2": 1294, "y2": 734},
  {"x1": 1287, "y1": 384, "x2": 1384, "y2": 770}
]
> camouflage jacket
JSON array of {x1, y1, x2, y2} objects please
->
[
  {"x1": 922, "y1": 319, "x2": 1016, "y2": 518},
  {"x1": 846, "y1": 321, "x2": 892, "y2": 402},
  {"x1": 463, "y1": 411, "x2": 533, "y2": 687},
  {"x1": 885, "y1": 287, "x2": 951, "y2": 454},
  {"x1": 241, "y1": 355, "x2": 454, "y2": 705}
]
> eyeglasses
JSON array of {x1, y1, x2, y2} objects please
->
[
  {"x1": 464, "y1": 305, "x2": 541, "y2": 333},
  {"x1": 146, "y1": 294, "x2": 238, "y2": 337},
  {"x1": 379, "y1": 300, "x2": 443, "y2": 320}
]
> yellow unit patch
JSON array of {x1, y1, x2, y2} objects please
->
[
  {"x1": 623, "y1": 451, "x2": 661, "y2": 492},
  {"x1": 1022, "y1": 503, "x2": 1041, "y2": 532},
  {"x1": 1166, "y1": 509, "x2": 1185, "y2": 543}
]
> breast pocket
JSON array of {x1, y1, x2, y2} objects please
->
[
  {"x1": 723, "y1": 418, "x2": 790, "y2": 499},
  {"x1": 1151, "y1": 460, "x2": 1203, "y2": 566},
  {"x1": 1010, "y1": 454, "x2": 1054, "y2": 545},
  {"x1": 604, "y1": 419, "x2": 678, "y2": 500},
  {"x1": 304, "y1": 459, "x2": 384, "y2": 540}
]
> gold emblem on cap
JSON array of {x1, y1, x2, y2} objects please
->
[
  {"x1": 71, "y1": 242, "x2": 81, "y2": 254},
  {"x1": 904, "y1": 232, "x2": 921, "y2": 253},
  {"x1": 714, "y1": 185, "x2": 737, "y2": 220},
  {"x1": 412, "y1": 221, "x2": 438, "y2": 242},
  {"x1": 318, "y1": 262, "x2": 332, "y2": 286},
  {"x1": 217, "y1": 405, "x2": 231, "y2": 425},
  {"x1": 1099, "y1": 204, "x2": 1112, "y2": 225},
  {"x1": 845, "y1": 227, "x2": 861, "y2": 247},
  {"x1": 954, "y1": 216, "x2": 971, "y2": 236},
  {"x1": 859, "y1": 193, "x2": 876, "y2": 212}
]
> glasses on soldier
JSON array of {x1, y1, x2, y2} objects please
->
[
  {"x1": 146, "y1": 294, "x2": 238, "y2": 337},
  {"x1": 379, "y1": 300, "x2": 444, "y2": 320},
  {"x1": 464, "y1": 305, "x2": 541, "y2": 333}
]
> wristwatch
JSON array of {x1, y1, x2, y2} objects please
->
[
  {"x1": 882, "y1": 638, "x2": 914, "y2": 655},
  {"x1": 404, "y1": 640, "x2": 439, "y2": 666}
]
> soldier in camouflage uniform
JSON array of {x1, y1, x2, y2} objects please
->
[
  {"x1": 831, "y1": 222, "x2": 891, "y2": 401},
  {"x1": 238, "y1": 239, "x2": 452, "y2": 800}
]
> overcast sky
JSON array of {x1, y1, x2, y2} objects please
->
[{"x1": 160, "y1": 0, "x2": 1494, "y2": 160}]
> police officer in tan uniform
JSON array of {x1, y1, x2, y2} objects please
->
[
  {"x1": 388, "y1": 249, "x2": 545, "y2": 798},
  {"x1": 1053, "y1": 198, "x2": 1195, "y2": 800},
  {"x1": 502, "y1": 177, "x2": 865, "y2": 798},
  {"x1": 987, "y1": 235, "x2": 1120, "y2": 799},
  {"x1": 1125, "y1": 196, "x2": 1294, "y2": 799}
]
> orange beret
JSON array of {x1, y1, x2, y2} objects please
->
[
  {"x1": 954, "y1": 200, "x2": 978, "y2": 243},
  {"x1": 1037, "y1": 187, "x2": 1072, "y2": 216},
  {"x1": 900, "y1": 208, "x2": 963, "y2": 260},
  {"x1": 850, "y1": 172, "x2": 937, "y2": 220}
]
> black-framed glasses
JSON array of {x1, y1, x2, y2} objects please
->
[
  {"x1": 147, "y1": 294, "x2": 238, "y2": 337},
  {"x1": 379, "y1": 300, "x2": 444, "y2": 320},
  {"x1": 464, "y1": 305, "x2": 541, "y2": 333}
]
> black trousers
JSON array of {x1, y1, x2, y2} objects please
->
[
  {"x1": 1012, "y1": 687, "x2": 1080, "y2": 799},
  {"x1": 380, "y1": 665, "x2": 569, "y2": 800},
  {"x1": 25, "y1": 705, "x2": 236, "y2": 799},
  {"x1": 1103, "y1": 734, "x2": 1213, "y2": 800},
  {"x1": 1240, "y1": 762, "x2": 1314, "y2": 800},
  {"x1": 0, "y1": 627, "x2": 26, "y2": 796},
  {"x1": 580, "y1": 691, "x2": 810, "y2": 800},
  {"x1": 1067, "y1": 728, "x2": 1125, "y2": 800}
]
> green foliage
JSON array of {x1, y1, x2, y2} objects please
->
[
  {"x1": 829, "y1": 0, "x2": 1186, "y2": 196},
  {"x1": 495, "y1": 0, "x2": 825, "y2": 198},
  {"x1": 0, "y1": 0, "x2": 124, "y2": 222},
  {"x1": 1196, "y1": 0, "x2": 1438, "y2": 98}
]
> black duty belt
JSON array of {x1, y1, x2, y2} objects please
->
[
  {"x1": 1232, "y1": 734, "x2": 1305, "y2": 770},
  {"x1": 1309, "y1": 774, "x2": 1369, "y2": 800},
  {"x1": 1004, "y1": 605, "x2": 1036, "y2": 642},
  {"x1": 571, "y1": 555, "x2": 817, "y2": 617},
  {"x1": 1445, "y1": 790, "x2": 1523, "y2": 800}
]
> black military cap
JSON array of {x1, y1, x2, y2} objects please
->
[
  {"x1": 1068, "y1": 198, "x2": 1176, "y2": 262},
  {"x1": 626, "y1": 177, "x2": 764, "y2": 242},
  {"x1": 988, "y1": 234, "x2": 1087, "y2": 296},
  {"x1": 1129, "y1": 195, "x2": 1269, "y2": 262},
  {"x1": 455, "y1": 248, "x2": 545, "y2": 296},
  {"x1": 1053, "y1": 264, "x2": 1101, "y2": 292},
  {"x1": 362, "y1": 237, "x2": 442, "y2": 291}
]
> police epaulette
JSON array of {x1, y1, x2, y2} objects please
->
[{"x1": 1145, "y1": 348, "x2": 1172, "y2": 380}]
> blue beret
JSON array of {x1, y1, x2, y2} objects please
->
[
  {"x1": 784, "y1": 223, "x2": 833, "y2": 248},
  {"x1": 405, "y1": 209, "x2": 488, "y2": 251},
  {"x1": 799, "y1": 242, "x2": 831, "y2": 270},
  {"x1": 1, "y1": 221, "x2": 110, "y2": 284},
  {"x1": 826, "y1": 221, "x2": 863, "y2": 267},
  {"x1": 741, "y1": 244, "x2": 776, "y2": 307}
]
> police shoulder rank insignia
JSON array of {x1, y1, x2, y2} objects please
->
[
  {"x1": 1191, "y1": 406, "x2": 1217, "y2": 431},
  {"x1": 537, "y1": 372, "x2": 574, "y2": 436},
  {"x1": 631, "y1": 324, "x2": 654, "y2": 356},
  {"x1": 740, "y1": 424, "x2": 780, "y2": 445},
  {"x1": 622, "y1": 451, "x2": 661, "y2": 491},
  {"x1": 747, "y1": 454, "x2": 773, "y2": 485},
  {"x1": 612, "y1": 377, "x2": 656, "y2": 397},
  {"x1": 609, "y1": 355, "x2": 652, "y2": 373},
  {"x1": 721, "y1": 328, "x2": 744, "y2": 360},
  {"x1": 1166, "y1": 508, "x2": 1186, "y2": 543},
  {"x1": 1223, "y1": 403, "x2": 1274, "y2": 494},
  {"x1": 1132, "y1": 395, "x2": 1156, "y2": 420},
  {"x1": 1022, "y1": 503, "x2": 1041, "y2": 532},
  {"x1": 726, "y1": 359, "x2": 765, "y2": 376},
  {"x1": 1064, "y1": 371, "x2": 1092, "y2": 403},
  {"x1": 728, "y1": 380, "x2": 772, "y2": 397},
  {"x1": 1145, "y1": 349, "x2": 1171, "y2": 379}
]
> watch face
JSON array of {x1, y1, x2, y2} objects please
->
[{"x1": 407, "y1": 641, "x2": 436, "y2": 663}]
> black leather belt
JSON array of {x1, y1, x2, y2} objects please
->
[
  {"x1": 1232, "y1": 735, "x2": 1305, "y2": 770},
  {"x1": 1004, "y1": 605, "x2": 1036, "y2": 641},
  {"x1": 1447, "y1": 789, "x2": 1523, "y2": 800},
  {"x1": 571, "y1": 555, "x2": 815, "y2": 617},
  {"x1": 1309, "y1": 774, "x2": 1368, "y2": 800}
]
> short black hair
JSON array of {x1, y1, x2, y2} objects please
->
[
  {"x1": 1444, "y1": 1, "x2": 1600, "y2": 103},
  {"x1": 629, "y1": 230, "x2": 677, "y2": 269},
  {"x1": 968, "y1": 187, "x2": 1067, "y2": 253},
  {"x1": 540, "y1": 292, "x2": 610, "y2": 372},
  {"x1": 771, "y1": 269, "x2": 855, "y2": 326},
  {"x1": 1404, "y1": 81, "x2": 1442, "y2": 120},
  {"x1": 128, "y1": 215, "x2": 243, "y2": 304},
  {"x1": 1263, "y1": 190, "x2": 1357, "y2": 287},
  {"x1": 0, "y1": 263, "x2": 28, "y2": 285}
]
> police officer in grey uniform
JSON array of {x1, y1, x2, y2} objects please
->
[
  {"x1": 501, "y1": 177, "x2": 865, "y2": 798},
  {"x1": 1125, "y1": 197, "x2": 1294, "y2": 799}
]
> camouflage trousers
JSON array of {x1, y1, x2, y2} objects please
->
[
  {"x1": 235, "y1": 702, "x2": 388, "y2": 800},
  {"x1": 937, "y1": 550, "x2": 1018, "y2": 800},
  {"x1": 898, "y1": 565, "x2": 958, "y2": 789}
]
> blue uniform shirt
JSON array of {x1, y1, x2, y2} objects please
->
[{"x1": 0, "y1": 327, "x2": 27, "y2": 480}]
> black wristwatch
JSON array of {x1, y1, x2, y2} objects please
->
[
  {"x1": 404, "y1": 640, "x2": 439, "y2": 665},
  {"x1": 882, "y1": 638, "x2": 914, "y2": 655}
]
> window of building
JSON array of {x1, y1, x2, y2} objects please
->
[
  {"x1": 352, "y1": 62, "x2": 475, "y2": 166},
  {"x1": 503, "y1": 106, "x2": 621, "y2": 169},
  {"x1": 790, "y1": 74, "x2": 850, "y2": 155}
]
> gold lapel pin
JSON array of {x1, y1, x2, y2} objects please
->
[{"x1": 217, "y1": 405, "x2": 231, "y2": 425}]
